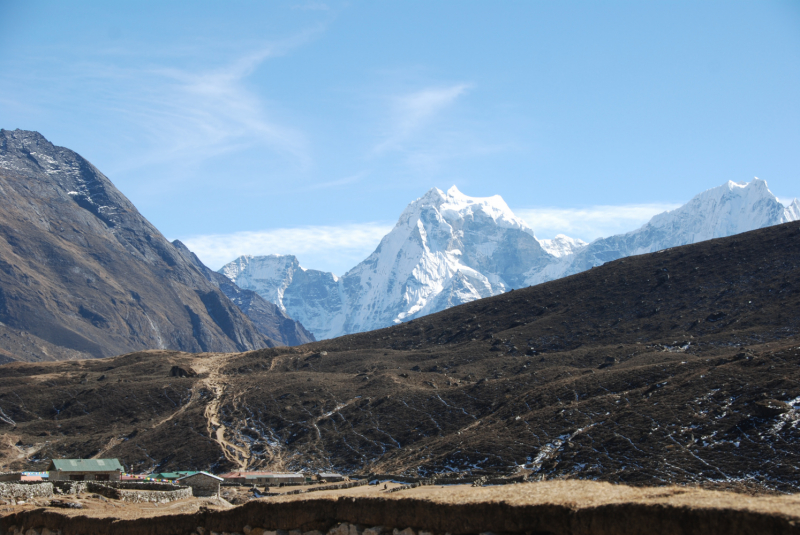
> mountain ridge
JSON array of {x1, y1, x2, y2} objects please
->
[
  {"x1": 0, "y1": 129, "x2": 310, "y2": 361},
  {"x1": 223, "y1": 186, "x2": 555, "y2": 340},
  {"x1": 223, "y1": 179, "x2": 798, "y2": 341},
  {"x1": 173, "y1": 241, "x2": 315, "y2": 346}
]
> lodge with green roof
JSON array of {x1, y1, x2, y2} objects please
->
[{"x1": 47, "y1": 458, "x2": 123, "y2": 482}]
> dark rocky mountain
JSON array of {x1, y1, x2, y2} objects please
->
[
  {"x1": 1, "y1": 222, "x2": 798, "y2": 493},
  {"x1": 0, "y1": 129, "x2": 306, "y2": 361},
  {"x1": 172, "y1": 240, "x2": 315, "y2": 346}
]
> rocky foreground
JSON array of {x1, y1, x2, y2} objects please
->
[{"x1": 2, "y1": 481, "x2": 800, "y2": 535}]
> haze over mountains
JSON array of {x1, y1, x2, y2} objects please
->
[
  {"x1": 0, "y1": 129, "x2": 312, "y2": 362},
  {"x1": 222, "y1": 181, "x2": 799, "y2": 341}
]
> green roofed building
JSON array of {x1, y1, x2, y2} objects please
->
[{"x1": 48, "y1": 459, "x2": 123, "y2": 482}]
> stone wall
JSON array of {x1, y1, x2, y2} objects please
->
[
  {"x1": 179, "y1": 476, "x2": 220, "y2": 498},
  {"x1": 51, "y1": 481, "x2": 87, "y2": 495},
  {"x1": 101, "y1": 482, "x2": 183, "y2": 491},
  {"x1": 86, "y1": 482, "x2": 192, "y2": 504},
  {"x1": 268, "y1": 479, "x2": 368, "y2": 496},
  {"x1": 4, "y1": 502, "x2": 798, "y2": 535},
  {"x1": 0, "y1": 482, "x2": 53, "y2": 500}
]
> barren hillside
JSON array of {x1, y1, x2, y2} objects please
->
[{"x1": 1, "y1": 221, "x2": 798, "y2": 492}]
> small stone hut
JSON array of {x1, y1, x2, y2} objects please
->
[
  {"x1": 318, "y1": 472, "x2": 345, "y2": 482},
  {"x1": 176, "y1": 471, "x2": 222, "y2": 497},
  {"x1": 48, "y1": 459, "x2": 123, "y2": 482}
]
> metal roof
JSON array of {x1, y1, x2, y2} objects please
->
[
  {"x1": 176, "y1": 471, "x2": 223, "y2": 482},
  {"x1": 49, "y1": 459, "x2": 123, "y2": 472},
  {"x1": 150, "y1": 471, "x2": 197, "y2": 479}
]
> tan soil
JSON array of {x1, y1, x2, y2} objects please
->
[{"x1": 2, "y1": 481, "x2": 800, "y2": 534}]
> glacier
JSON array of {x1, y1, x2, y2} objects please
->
[{"x1": 221, "y1": 179, "x2": 799, "y2": 340}]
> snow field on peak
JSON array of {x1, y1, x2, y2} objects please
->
[
  {"x1": 538, "y1": 234, "x2": 588, "y2": 258},
  {"x1": 221, "y1": 178, "x2": 796, "y2": 340}
]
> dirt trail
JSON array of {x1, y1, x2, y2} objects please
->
[
  {"x1": 128, "y1": 352, "x2": 254, "y2": 471},
  {"x1": 201, "y1": 353, "x2": 251, "y2": 471}
]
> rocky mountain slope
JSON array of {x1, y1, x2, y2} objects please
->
[
  {"x1": 173, "y1": 240, "x2": 315, "y2": 346},
  {"x1": 0, "y1": 129, "x2": 309, "y2": 362},
  {"x1": 221, "y1": 254, "x2": 343, "y2": 342},
  {"x1": 2, "y1": 222, "x2": 799, "y2": 493},
  {"x1": 223, "y1": 180, "x2": 798, "y2": 341}
]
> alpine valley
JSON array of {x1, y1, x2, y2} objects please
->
[
  {"x1": 2, "y1": 128, "x2": 800, "y2": 527},
  {"x1": 222, "y1": 181, "x2": 800, "y2": 341}
]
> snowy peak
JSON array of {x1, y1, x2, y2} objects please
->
[
  {"x1": 219, "y1": 254, "x2": 343, "y2": 338},
  {"x1": 538, "y1": 234, "x2": 587, "y2": 257},
  {"x1": 220, "y1": 255, "x2": 301, "y2": 314},
  {"x1": 221, "y1": 179, "x2": 796, "y2": 341},
  {"x1": 399, "y1": 186, "x2": 534, "y2": 235},
  {"x1": 647, "y1": 177, "x2": 791, "y2": 241},
  {"x1": 785, "y1": 198, "x2": 800, "y2": 222},
  {"x1": 524, "y1": 177, "x2": 795, "y2": 287},
  {"x1": 223, "y1": 186, "x2": 550, "y2": 340}
]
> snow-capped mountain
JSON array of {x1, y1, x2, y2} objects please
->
[
  {"x1": 336, "y1": 186, "x2": 554, "y2": 335},
  {"x1": 538, "y1": 234, "x2": 587, "y2": 257},
  {"x1": 221, "y1": 186, "x2": 554, "y2": 340},
  {"x1": 524, "y1": 178, "x2": 800, "y2": 285},
  {"x1": 221, "y1": 255, "x2": 343, "y2": 341},
  {"x1": 222, "y1": 179, "x2": 799, "y2": 341}
]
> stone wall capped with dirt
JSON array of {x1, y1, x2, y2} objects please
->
[
  {"x1": 0, "y1": 482, "x2": 53, "y2": 500},
  {"x1": 3, "y1": 481, "x2": 800, "y2": 535},
  {"x1": 86, "y1": 482, "x2": 192, "y2": 503}
]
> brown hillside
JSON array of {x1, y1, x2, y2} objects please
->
[
  {"x1": 0, "y1": 129, "x2": 311, "y2": 361},
  {"x1": 0, "y1": 222, "x2": 798, "y2": 492}
]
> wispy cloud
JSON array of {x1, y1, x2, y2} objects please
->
[
  {"x1": 299, "y1": 171, "x2": 369, "y2": 191},
  {"x1": 375, "y1": 83, "x2": 471, "y2": 153},
  {"x1": 515, "y1": 203, "x2": 682, "y2": 242},
  {"x1": 179, "y1": 221, "x2": 393, "y2": 274},
  {"x1": 69, "y1": 28, "x2": 325, "y2": 176}
]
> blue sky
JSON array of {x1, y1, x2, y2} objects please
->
[{"x1": 1, "y1": 1, "x2": 799, "y2": 274}]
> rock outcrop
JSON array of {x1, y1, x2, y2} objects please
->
[{"x1": 172, "y1": 241, "x2": 314, "y2": 346}]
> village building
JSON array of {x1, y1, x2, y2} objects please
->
[
  {"x1": 0, "y1": 472, "x2": 23, "y2": 482},
  {"x1": 318, "y1": 472, "x2": 345, "y2": 482},
  {"x1": 48, "y1": 459, "x2": 123, "y2": 482},
  {"x1": 219, "y1": 471, "x2": 307, "y2": 485},
  {"x1": 148, "y1": 471, "x2": 198, "y2": 481},
  {"x1": 176, "y1": 471, "x2": 223, "y2": 498},
  {"x1": 120, "y1": 473, "x2": 147, "y2": 481},
  {"x1": 0, "y1": 471, "x2": 47, "y2": 482}
]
